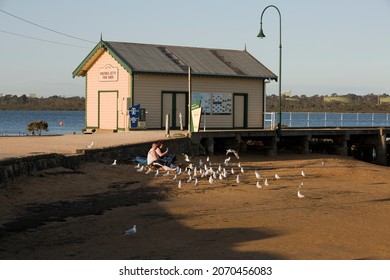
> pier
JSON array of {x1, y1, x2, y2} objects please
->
[{"x1": 190, "y1": 127, "x2": 390, "y2": 166}]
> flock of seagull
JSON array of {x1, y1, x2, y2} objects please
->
[
  {"x1": 129, "y1": 148, "x2": 310, "y2": 200},
  {"x1": 121, "y1": 148, "x2": 322, "y2": 236}
]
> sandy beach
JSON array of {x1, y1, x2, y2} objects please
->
[
  {"x1": 0, "y1": 131, "x2": 184, "y2": 159},
  {"x1": 0, "y1": 149, "x2": 389, "y2": 260}
]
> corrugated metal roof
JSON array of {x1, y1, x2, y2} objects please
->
[{"x1": 74, "y1": 41, "x2": 277, "y2": 80}]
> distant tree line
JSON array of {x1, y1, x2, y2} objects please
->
[
  {"x1": 1, "y1": 93, "x2": 390, "y2": 113},
  {"x1": 266, "y1": 93, "x2": 390, "y2": 113},
  {"x1": 0, "y1": 95, "x2": 85, "y2": 111}
]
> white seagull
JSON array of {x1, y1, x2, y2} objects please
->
[
  {"x1": 226, "y1": 149, "x2": 240, "y2": 159},
  {"x1": 186, "y1": 175, "x2": 192, "y2": 183},
  {"x1": 86, "y1": 141, "x2": 94, "y2": 148},
  {"x1": 240, "y1": 167, "x2": 245, "y2": 173},
  {"x1": 231, "y1": 168, "x2": 235, "y2": 175},
  {"x1": 145, "y1": 168, "x2": 152, "y2": 175},
  {"x1": 134, "y1": 163, "x2": 141, "y2": 169},
  {"x1": 111, "y1": 160, "x2": 117, "y2": 166},
  {"x1": 136, "y1": 166, "x2": 144, "y2": 172},
  {"x1": 172, "y1": 174, "x2": 177, "y2": 181},
  {"x1": 264, "y1": 178, "x2": 269, "y2": 186},
  {"x1": 256, "y1": 181, "x2": 262, "y2": 188},
  {"x1": 301, "y1": 170, "x2": 306, "y2": 177},
  {"x1": 208, "y1": 176, "x2": 215, "y2": 184},
  {"x1": 297, "y1": 190, "x2": 305, "y2": 198},
  {"x1": 275, "y1": 174, "x2": 281, "y2": 180},
  {"x1": 255, "y1": 170, "x2": 262, "y2": 179},
  {"x1": 194, "y1": 178, "x2": 199, "y2": 187},
  {"x1": 154, "y1": 169, "x2": 160, "y2": 177},
  {"x1": 182, "y1": 153, "x2": 191, "y2": 162},
  {"x1": 124, "y1": 225, "x2": 136, "y2": 236},
  {"x1": 178, "y1": 180, "x2": 182, "y2": 188},
  {"x1": 236, "y1": 175, "x2": 240, "y2": 184}
]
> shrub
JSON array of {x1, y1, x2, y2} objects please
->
[{"x1": 27, "y1": 120, "x2": 49, "y2": 135}]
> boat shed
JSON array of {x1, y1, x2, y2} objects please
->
[{"x1": 72, "y1": 40, "x2": 277, "y2": 131}]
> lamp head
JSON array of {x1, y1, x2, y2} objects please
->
[{"x1": 257, "y1": 25, "x2": 266, "y2": 38}]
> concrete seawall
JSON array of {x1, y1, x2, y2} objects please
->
[{"x1": 0, "y1": 138, "x2": 204, "y2": 188}]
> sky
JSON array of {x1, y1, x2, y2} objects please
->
[{"x1": 0, "y1": 0, "x2": 389, "y2": 98}]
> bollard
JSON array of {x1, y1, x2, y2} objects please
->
[{"x1": 165, "y1": 114, "x2": 170, "y2": 137}]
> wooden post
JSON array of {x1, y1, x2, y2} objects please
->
[
  {"x1": 188, "y1": 66, "x2": 192, "y2": 134},
  {"x1": 165, "y1": 114, "x2": 170, "y2": 137}
]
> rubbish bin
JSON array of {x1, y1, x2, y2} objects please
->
[{"x1": 138, "y1": 108, "x2": 147, "y2": 129}]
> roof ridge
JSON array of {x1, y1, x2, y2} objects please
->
[{"x1": 105, "y1": 40, "x2": 246, "y2": 53}]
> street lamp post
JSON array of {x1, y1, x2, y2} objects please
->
[{"x1": 258, "y1": 5, "x2": 282, "y2": 138}]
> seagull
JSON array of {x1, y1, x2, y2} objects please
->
[
  {"x1": 86, "y1": 141, "x2": 94, "y2": 148},
  {"x1": 111, "y1": 159, "x2": 117, "y2": 166},
  {"x1": 255, "y1": 170, "x2": 262, "y2": 179},
  {"x1": 199, "y1": 159, "x2": 203, "y2": 166},
  {"x1": 136, "y1": 166, "x2": 144, "y2": 172},
  {"x1": 275, "y1": 174, "x2": 281, "y2": 180},
  {"x1": 298, "y1": 182, "x2": 304, "y2": 189},
  {"x1": 321, "y1": 160, "x2": 325, "y2": 166},
  {"x1": 297, "y1": 190, "x2": 305, "y2": 198},
  {"x1": 124, "y1": 225, "x2": 136, "y2": 236},
  {"x1": 176, "y1": 168, "x2": 182, "y2": 175},
  {"x1": 194, "y1": 178, "x2": 199, "y2": 187},
  {"x1": 240, "y1": 167, "x2": 245, "y2": 173},
  {"x1": 186, "y1": 175, "x2": 192, "y2": 183},
  {"x1": 206, "y1": 156, "x2": 210, "y2": 162},
  {"x1": 301, "y1": 170, "x2": 306, "y2": 177},
  {"x1": 264, "y1": 178, "x2": 269, "y2": 186},
  {"x1": 231, "y1": 168, "x2": 235, "y2": 175},
  {"x1": 134, "y1": 163, "x2": 141, "y2": 169},
  {"x1": 154, "y1": 169, "x2": 160, "y2": 177},
  {"x1": 238, "y1": 162, "x2": 241, "y2": 168},
  {"x1": 226, "y1": 149, "x2": 240, "y2": 159},
  {"x1": 224, "y1": 157, "x2": 231, "y2": 166},
  {"x1": 208, "y1": 176, "x2": 215, "y2": 184},
  {"x1": 172, "y1": 174, "x2": 177, "y2": 181},
  {"x1": 219, "y1": 173, "x2": 223, "y2": 180},
  {"x1": 163, "y1": 170, "x2": 170, "y2": 176},
  {"x1": 256, "y1": 181, "x2": 262, "y2": 188},
  {"x1": 236, "y1": 175, "x2": 240, "y2": 184},
  {"x1": 145, "y1": 168, "x2": 152, "y2": 175},
  {"x1": 178, "y1": 180, "x2": 182, "y2": 188},
  {"x1": 182, "y1": 153, "x2": 191, "y2": 162}
]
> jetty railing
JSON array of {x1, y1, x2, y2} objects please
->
[{"x1": 265, "y1": 112, "x2": 390, "y2": 128}]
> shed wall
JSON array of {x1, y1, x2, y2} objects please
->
[
  {"x1": 86, "y1": 52, "x2": 130, "y2": 130},
  {"x1": 134, "y1": 74, "x2": 264, "y2": 129}
]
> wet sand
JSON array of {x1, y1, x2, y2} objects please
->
[{"x1": 0, "y1": 152, "x2": 389, "y2": 260}]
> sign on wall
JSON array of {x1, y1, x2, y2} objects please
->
[
  {"x1": 192, "y1": 92, "x2": 232, "y2": 115},
  {"x1": 99, "y1": 64, "x2": 118, "y2": 82}
]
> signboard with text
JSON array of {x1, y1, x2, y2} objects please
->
[
  {"x1": 99, "y1": 64, "x2": 118, "y2": 82},
  {"x1": 191, "y1": 100, "x2": 202, "y2": 132}
]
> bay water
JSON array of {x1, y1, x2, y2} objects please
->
[
  {"x1": 0, "y1": 110, "x2": 85, "y2": 136},
  {"x1": 1, "y1": 110, "x2": 389, "y2": 136}
]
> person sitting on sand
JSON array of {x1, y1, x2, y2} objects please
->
[
  {"x1": 156, "y1": 141, "x2": 169, "y2": 158},
  {"x1": 156, "y1": 141, "x2": 176, "y2": 166},
  {"x1": 147, "y1": 143, "x2": 175, "y2": 171}
]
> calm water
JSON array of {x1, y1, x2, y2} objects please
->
[
  {"x1": 0, "y1": 110, "x2": 85, "y2": 136},
  {"x1": 1, "y1": 110, "x2": 389, "y2": 136}
]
